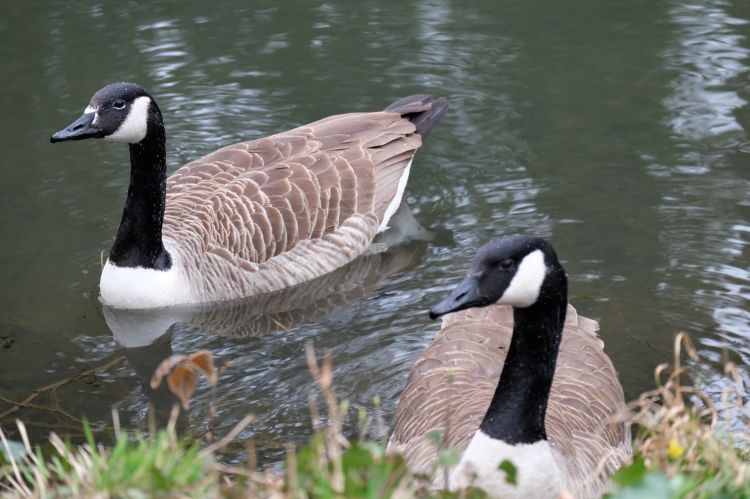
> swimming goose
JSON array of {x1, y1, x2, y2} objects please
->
[
  {"x1": 388, "y1": 236, "x2": 630, "y2": 498},
  {"x1": 50, "y1": 83, "x2": 447, "y2": 309}
]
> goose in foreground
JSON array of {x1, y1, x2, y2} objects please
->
[
  {"x1": 51, "y1": 83, "x2": 447, "y2": 309},
  {"x1": 388, "y1": 236, "x2": 631, "y2": 498}
]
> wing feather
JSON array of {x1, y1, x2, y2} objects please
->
[{"x1": 162, "y1": 104, "x2": 438, "y2": 301}]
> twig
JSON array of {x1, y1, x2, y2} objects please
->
[
  {"x1": 0, "y1": 355, "x2": 125, "y2": 422},
  {"x1": 0, "y1": 395, "x2": 84, "y2": 424}
]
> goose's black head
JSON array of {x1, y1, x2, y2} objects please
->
[
  {"x1": 430, "y1": 235, "x2": 566, "y2": 319},
  {"x1": 51, "y1": 82, "x2": 161, "y2": 144}
]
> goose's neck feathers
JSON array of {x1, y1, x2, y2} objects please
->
[
  {"x1": 109, "y1": 108, "x2": 171, "y2": 270},
  {"x1": 479, "y1": 279, "x2": 567, "y2": 444},
  {"x1": 451, "y1": 263, "x2": 569, "y2": 497}
]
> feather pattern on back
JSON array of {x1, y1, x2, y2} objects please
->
[
  {"x1": 388, "y1": 304, "x2": 630, "y2": 498},
  {"x1": 162, "y1": 109, "x2": 431, "y2": 302}
]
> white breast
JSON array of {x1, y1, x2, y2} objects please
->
[
  {"x1": 447, "y1": 431, "x2": 563, "y2": 498},
  {"x1": 99, "y1": 243, "x2": 194, "y2": 309}
]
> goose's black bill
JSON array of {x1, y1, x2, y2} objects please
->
[
  {"x1": 429, "y1": 274, "x2": 489, "y2": 319},
  {"x1": 51, "y1": 113, "x2": 105, "y2": 143}
]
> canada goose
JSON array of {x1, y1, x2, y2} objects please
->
[
  {"x1": 388, "y1": 236, "x2": 631, "y2": 498},
  {"x1": 51, "y1": 83, "x2": 447, "y2": 309}
]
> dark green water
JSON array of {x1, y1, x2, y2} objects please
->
[{"x1": 1, "y1": 0, "x2": 748, "y2": 464}]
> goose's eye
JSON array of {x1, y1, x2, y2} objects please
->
[
  {"x1": 113, "y1": 99, "x2": 126, "y2": 110},
  {"x1": 499, "y1": 259, "x2": 514, "y2": 270}
]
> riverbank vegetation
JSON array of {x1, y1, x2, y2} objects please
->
[{"x1": 1, "y1": 336, "x2": 748, "y2": 498}]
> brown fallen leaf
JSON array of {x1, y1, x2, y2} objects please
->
[
  {"x1": 189, "y1": 350, "x2": 217, "y2": 386},
  {"x1": 150, "y1": 354, "x2": 186, "y2": 389},
  {"x1": 168, "y1": 363, "x2": 197, "y2": 410}
]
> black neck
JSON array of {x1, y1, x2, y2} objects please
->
[
  {"x1": 109, "y1": 113, "x2": 171, "y2": 270},
  {"x1": 478, "y1": 271, "x2": 567, "y2": 444}
]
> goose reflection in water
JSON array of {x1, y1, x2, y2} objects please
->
[{"x1": 103, "y1": 227, "x2": 431, "y2": 430}]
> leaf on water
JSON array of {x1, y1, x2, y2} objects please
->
[
  {"x1": 498, "y1": 459, "x2": 517, "y2": 486},
  {"x1": 167, "y1": 364, "x2": 197, "y2": 410},
  {"x1": 188, "y1": 350, "x2": 217, "y2": 386},
  {"x1": 150, "y1": 355, "x2": 186, "y2": 389}
]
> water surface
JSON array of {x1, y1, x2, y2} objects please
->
[{"x1": 1, "y1": 0, "x2": 749, "y2": 464}]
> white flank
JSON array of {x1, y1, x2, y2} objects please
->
[
  {"x1": 105, "y1": 96, "x2": 151, "y2": 143},
  {"x1": 99, "y1": 244, "x2": 194, "y2": 309},
  {"x1": 447, "y1": 430, "x2": 562, "y2": 498},
  {"x1": 500, "y1": 249, "x2": 547, "y2": 307},
  {"x1": 378, "y1": 158, "x2": 413, "y2": 232}
]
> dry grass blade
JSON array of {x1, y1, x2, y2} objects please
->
[
  {"x1": 201, "y1": 414, "x2": 255, "y2": 456},
  {"x1": 0, "y1": 424, "x2": 31, "y2": 496},
  {"x1": 626, "y1": 331, "x2": 750, "y2": 496},
  {"x1": 286, "y1": 442, "x2": 299, "y2": 497},
  {"x1": 303, "y1": 341, "x2": 345, "y2": 493},
  {"x1": 304, "y1": 341, "x2": 320, "y2": 382},
  {"x1": 319, "y1": 351, "x2": 333, "y2": 391}
]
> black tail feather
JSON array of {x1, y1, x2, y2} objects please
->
[{"x1": 385, "y1": 94, "x2": 449, "y2": 137}]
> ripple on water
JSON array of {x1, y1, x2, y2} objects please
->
[
  {"x1": 5, "y1": 0, "x2": 750, "y2": 462},
  {"x1": 662, "y1": 0, "x2": 749, "y2": 142}
]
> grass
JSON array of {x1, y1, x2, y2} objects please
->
[
  {"x1": 0, "y1": 419, "x2": 216, "y2": 498},
  {"x1": 1, "y1": 336, "x2": 748, "y2": 498},
  {"x1": 609, "y1": 333, "x2": 750, "y2": 499}
]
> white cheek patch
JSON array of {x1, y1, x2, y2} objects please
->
[
  {"x1": 500, "y1": 249, "x2": 547, "y2": 307},
  {"x1": 105, "y1": 96, "x2": 151, "y2": 143}
]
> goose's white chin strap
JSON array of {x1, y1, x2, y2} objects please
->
[{"x1": 105, "y1": 96, "x2": 151, "y2": 143}]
